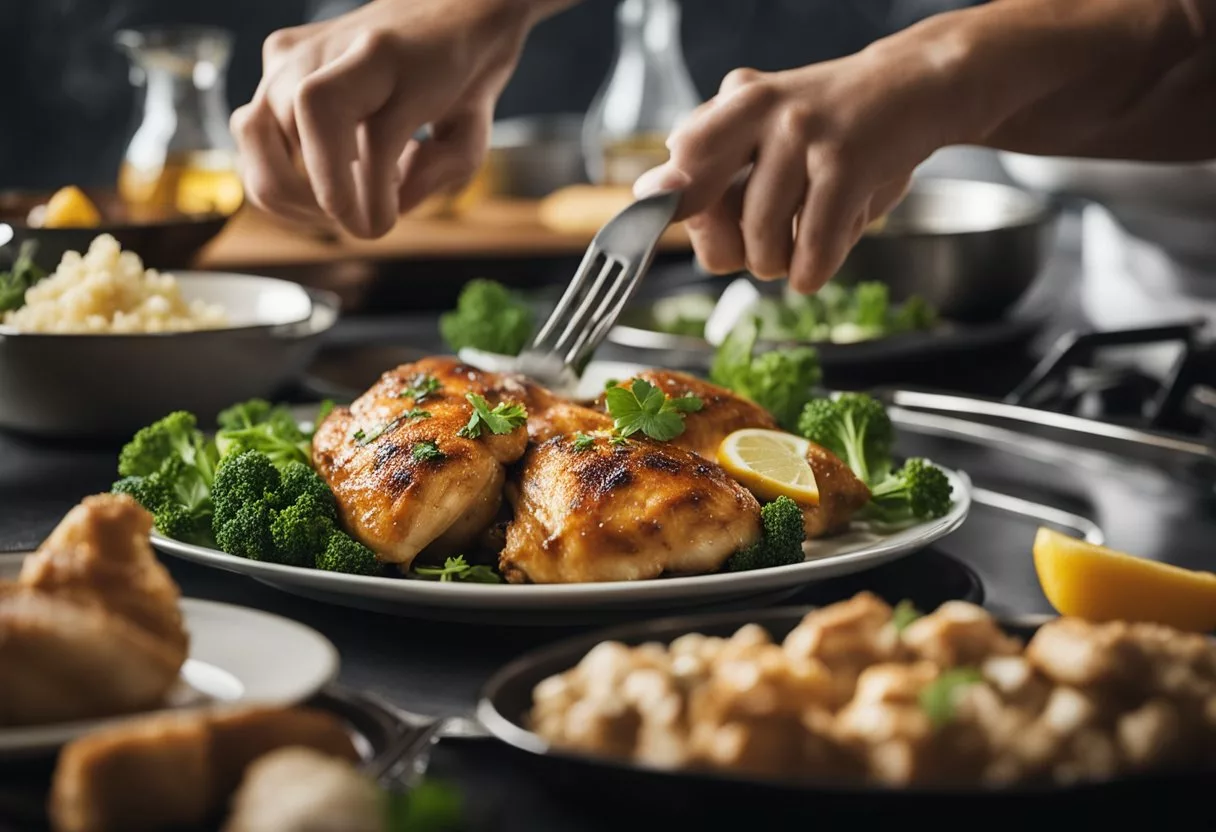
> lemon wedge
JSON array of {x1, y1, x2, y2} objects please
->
[
  {"x1": 717, "y1": 429, "x2": 819, "y2": 505},
  {"x1": 1033, "y1": 527, "x2": 1216, "y2": 633},
  {"x1": 40, "y1": 185, "x2": 102, "y2": 228}
]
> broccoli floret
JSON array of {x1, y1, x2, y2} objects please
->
[
  {"x1": 211, "y1": 450, "x2": 280, "y2": 530},
  {"x1": 439, "y1": 278, "x2": 535, "y2": 356},
  {"x1": 889, "y1": 295, "x2": 937, "y2": 334},
  {"x1": 316, "y1": 531, "x2": 383, "y2": 576},
  {"x1": 851, "y1": 281, "x2": 890, "y2": 330},
  {"x1": 276, "y1": 461, "x2": 337, "y2": 518},
  {"x1": 797, "y1": 392, "x2": 894, "y2": 485},
  {"x1": 113, "y1": 451, "x2": 215, "y2": 545},
  {"x1": 214, "y1": 501, "x2": 276, "y2": 561},
  {"x1": 270, "y1": 492, "x2": 335, "y2": 568},
  {"x1": 710, "y1": 316, "x2": 822, "y2": 430},
  {"x1": 117, "y1": 410, "x2": 218, "y2": 483},
  {"x1": 725, "y1": 496, "x2": 807, "y2": 572},
  {"x1": 862, "y1": 458, "x2": 953, "y2": 526},
  {"x1": 215, "y1": 399, "x2": 311, "y2": 468}
]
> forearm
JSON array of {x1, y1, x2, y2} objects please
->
[{"x1": 866, "y1": 0, "x2": 1216, "y2": 160}]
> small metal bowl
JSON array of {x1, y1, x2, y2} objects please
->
[
  {"x1": 485, "y1": 113, "x2": 588, "y2": 199},
  {"x1": 0, "y1": 188, "x2": 235, "y2": 272},
  {"x1": 840, "y1": 177, "x2": 1055, "y2": 323}
]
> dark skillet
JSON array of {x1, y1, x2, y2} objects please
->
[{"x1": 478, "y1": 606, "x2": 1215, "y2": 826}]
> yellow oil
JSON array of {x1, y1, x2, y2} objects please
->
[
  {"x1": 118, "y1": 149, "x2": 244, "y2": 221},
  {"x1": 599, "y1": 132, "x2": 671, "y2": 187}
]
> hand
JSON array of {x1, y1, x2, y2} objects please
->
[{"x1": 231, "y1": 0, "x2": 561, "y2": 238}]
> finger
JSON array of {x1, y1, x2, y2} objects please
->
[
  {"x1": 687, "y1": 175, "x2": 747, "y2": 276},
  {"x1": 396, "y1": 97, "x2": 494, "y2": 214},
  {"x1": 635, "y1": 69, "x2": 776, "y2": 220},
  {"x1": 230, "y1": 100, "x2": 325, "y2": 223},
  {"x1": 789, "y1": 174, "x2": 861, "y2": 294},
  {"x1": 294, "y1": 31, "x2": 401, "y2": 236},
  {"x1": 865, "y1": 174, "x2": 912, "y2": 225},
  {"x1": 739, "y1": 138, "x2": 807, "y2": 279}
]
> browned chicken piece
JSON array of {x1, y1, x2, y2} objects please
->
[
  {"x1": 49, "y1": 705, "x2": 358, "y2": 832},
  {"x1": 902, "y1": 601, "x2": 1023, "y2": 668},
  {"x1": 501, "y1": 434, "x2": 762, "y2": 583},
  {"x1": 312, "y1": 356, "x2": 529, "y2": 568},
  {"x1": 0, "y1": 494, "x2": 188, "y2": 727},
  {"x1": 514, "y1": 377, "x2": 613, "y2": 443},
  {"x1": 596, "y1": 369, "x2": 777, "y2": 459},
  {"x1": 802, "y1": 442, "x2": 871, "y2": 539},
  {"x1": 19, "y1": 493, "x2": 187, "y2": 656}
]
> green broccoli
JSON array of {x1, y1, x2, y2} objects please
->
[
  {"x1": 851, "y1": 281, "x2": 890, "y2": 331},
  {"x1": 211, "y1": 450, "x2": 280, "y2": 530},
  {"x1": 277, "y1": 461, "x2": 338, "y2": 517},
  {"x1": 317, "y1": 531, "x2": 383, "y2": 576},
  {"x1": 861, "y1": 458, "x2": 953, "y2": 526},
  {"x1": 113, "y1": 411, "x2": 219, "y2": 545},
  {"x1": 725, "y1": 496, "x2": 806, "y2": 572},
  {"x1": 710, "y1": 316, "x2": 822, "y2": 430},
  {"x1": 0, "y1": 240, "x2": 47, "y2": 312},
  {"x1": 214, "y1": 501, "x2": 276, "y2": 561},
  {"x1": 439, "y1": 278, "x2": 534, "y2": 356},
  {"x1": 215, "y1": 399, "x2": 311, "y2": 468},
  {"x1": 797, "y1": 392, "x2": 894, "y2": 485},
  {"x1": 889, "y1": 295, "x2": 937, "y2": 334},
  {"x1": 271, "y1": 492, "x2": 335, "y2": 568}
]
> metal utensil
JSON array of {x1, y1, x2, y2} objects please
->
[{"x1": 514, "y1": 189, "x2": 682, "y2": 392}]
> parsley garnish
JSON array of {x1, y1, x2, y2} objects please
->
[
  {"x1": 603, "y1": 379, "x2": 703, "y2": 442},
  {"x1": 457, "y1": 393, "x2": 527, "y2": 439},
  {"x1": 604, "y1": 378, "x2": 620, "y2": 392},
  {"x1": 572, "y1": 432, "x2": 596, "y2": 452},
  {"x1": 919, "y1": 667, "x2": 983, "y2": 727},
  {"x1": 412, "y1": 440, "x2": 444, "y2": 461},
  {"x1": 609, "y1": 434, "x2": 629, "y2": 448},
  {"x1": 413, "y1": 555, "x2": 502, "y2": 583},
  {"x1": 353, "y1": 416, "x2": 402, "y2": 446},
  {"x1": 399, "y1": 374, "x2": 442, "y2": 402},
  {"x1": 402, "y1": 408, "x2": 432, "y2": 421},
  {"x1": 891, "y1": 599, "x2": 922, "y2": 632}
]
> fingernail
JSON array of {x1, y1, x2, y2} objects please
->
[{"x1": 633, "y1": 164, "x2": 691, "y2": 198}]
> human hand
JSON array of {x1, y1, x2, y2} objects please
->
[{"x1": 231, "y1": 0, "x2": 568, "y2": 238}]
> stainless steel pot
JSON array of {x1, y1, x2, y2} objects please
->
[{"x1": 487, "y1": 114, "x2": 588, "y2": 199}]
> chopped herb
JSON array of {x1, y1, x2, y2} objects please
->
[
  {"x1": 413, "y1": 555, "x2": 502, "y2": 583},
  {"x1": 313, "y1": 399, "x2": 336, "y2": 433},
  {"x1": 572, "y1": 432, "x2": 596, "y2": 452},
  {"x1": 402, "y1": 408, "x2": 432, "y2": 421},
  {"x1": 412, "y1": 440, "x2": 444, "y2": 461},
  {"x1": 919, "y1": 667, "x2": 983, "y2": 727},
  {"x1": 399, "y1": 374, "x2": 442, "y2": 402},
  {"x1": 609, "y1": 434, "x2": 629, "y2": 448},
  {"x1": 457, "y1": 393, "x2": 527, "y2": 439},
  {"x1": 891, "y1": 599, "x2": 923, "y2": 632},
  {"x1": 0, "y1": 240, "x2": 47, "y2": 313},
  {"x1": 353, "y1": 416, "x2": 403, "y2": 446},
  {"x1": 604, "y1": 379, "x2": 703, "y2": 442},
  {"x1": 382, "y1": 777, "x2": 464, "y2": 831},
  {"x1": 604, "y1": 378, "x2": 620, "y2": 392}
]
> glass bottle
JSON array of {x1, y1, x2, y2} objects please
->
[
  {"x1": 115, "y1": 26, "x2": 244, "y2": 221},
  {"x1": 582, "y1": 0, "x2": 701, "y2": 186}
]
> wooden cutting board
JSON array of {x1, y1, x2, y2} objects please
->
[{"x1": 196, "y1": 197, "x2": 691, "y2": 270}]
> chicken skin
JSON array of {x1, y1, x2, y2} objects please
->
[
  {"x1": 0, "y1": 494, "x2": 187, "y2": 727},
  {"x1": 312, "y1": 357, "x2": 529, "y2": 568},
  {"x1": 597, "y1": 369, "x2": 778, "y2": 459},
  {"x1": 516, "y1": 379, "x2": 613, "y2": 442},
  {"x1": 501, "y1": 435, "x2": 762, "y2": 584},
  {"x1": 803, "y1": 442, "x2": 872, "y2": 538}
]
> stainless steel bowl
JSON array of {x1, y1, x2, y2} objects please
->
[
  {"x1": 487, "y1": 114, "x2": 588, "y2": 198},
  {"x1": 840, "y1": 177, "x2": 1055, "y2": 323}
]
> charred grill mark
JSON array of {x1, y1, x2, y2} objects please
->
[
  {"x1": 374, "y1": 441, "x2": 402, "y2": 470},
  {"x1": 575, "y1": 453, "x2": 635, "y2": 495},
  {"x1": 386, "y1": 466, "x2": 413, "y2": 493},
  {"x1": 641, "y1": 452, "x2": 682, "y2": 474}
]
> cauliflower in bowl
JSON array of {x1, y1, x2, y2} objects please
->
[{"x1": 1, "y1": 234, "x2": 227, "y2": 334}]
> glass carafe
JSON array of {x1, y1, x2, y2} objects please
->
[
  {"x1": 581, "y1": 0, "x2": 701, "y2": 186},
  {"x1": 115, "y1": 26, "x2": 243, "y2": 221}
]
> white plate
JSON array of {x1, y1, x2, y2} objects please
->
[
  {"x1": 150, "y1": 469, "x2": 970, "y2": 625},
  {"x1": 0, "y1": 555, "x2": 339, "y2": 757}
]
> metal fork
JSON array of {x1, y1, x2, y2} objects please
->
[{"x1": 513, "y1": 189, "x2": 683, "y2": 393}]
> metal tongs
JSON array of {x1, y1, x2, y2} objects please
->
[{"x1": 460, "y1": 190, "x2": 682, "y2": 395}]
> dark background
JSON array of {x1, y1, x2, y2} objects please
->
[{"x1": 0, "y1": 0, "x2": 979, "y2": 192}]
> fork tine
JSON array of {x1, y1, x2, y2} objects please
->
[
  {"x1": 564, "y1": 260, "x2": 637, "y2": 364},
  {"x1": 529, "y1": 244, "x2": 604, "y2": 349},
  {"x1": 549, "y1": 255, "x2": 621, "y2": 355}
]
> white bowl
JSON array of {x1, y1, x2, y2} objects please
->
[{"x1": 0, "y1": 273, "x2": 338, "y2": 438}]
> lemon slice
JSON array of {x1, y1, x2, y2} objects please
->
[
  {"x1": 717, "y1": 429, "x2": 819, "y2": 505},
  {"x1": 40, "y1": 185, "x2": 102, "y2": 229},
  {"x1": 1033, "y1": 527, "x2": 1216, "y2": 633}
]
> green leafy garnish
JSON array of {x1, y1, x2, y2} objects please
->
[
  {"x1": 572, "y1": 432, "x2": 596, "y2": 452},
  {"x1": 710, "y1": 316, "x2": 822, "y2": 430},
  {"x1": 353, "y1": 417, "x2": 402, "y2": 446},
  {"x1": 412, "y1": 440, "x2": 444, "y2": 461},
  {"x1": 457, "y1": 393, "x2": 527, "y2": 439},
  {"x1": 439, "y1": 278, "x2": 535, "y2": 356},
  {"x1": 413, "y1": 555, "x2": 502, "y2": 583},
  {"x1": 609, "y1": 434, "x2": 629, "y2": 447},
  {"x1": 0, "y1": 240, "x2": 47, "y2": 313},
  {"x1": 314, "y1": 399, "x2": 336, "y2": 432},
  {"x1": 891, "y1": 599, "x2": 922, "y2": 632},
  {"x1": 919, "y1": 667, "x2": 983, "y2": 727},
  {"x1": 604, "y1": 379, "x2": 703, "y2": 442},
  {"x1": 402, "y1": 408, "x2": 432, "y2": 421},
  {"x1": 400, "y1": 375, "x2": 442, "y2": 403}
]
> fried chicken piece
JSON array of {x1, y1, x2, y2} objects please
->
[
  {"x1": 49, "y1": 705, "x2": 357, "y2": 832},
  {"x1": 19, "y1": 493, "x2": 186, "y2": 657},
  {"x1": 802, "y1": 442, "x2": 871, "y2": 539},
  {"x1": 501, "y1": 435, "x2": 762, "y2": 583},
  {"x1": 312, "y1": 357, "x2": 529, "y2": 568},
  {"x1": 596, "y1": 369, "x2": 777, "y2": 460},
  {"x1": 224, "y1": 747, "x2": 382, "y2": 832}
]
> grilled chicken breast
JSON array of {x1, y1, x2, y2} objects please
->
[
  {"x1": 501, "y1": 435, "x2": 762, "y2": 584},
  {"x1": 597, "y1": 369, "x2": 778, "y2": 459},
  {"x1": 517, "y1": 380, "x2": 614, "y2": 443},
  {"x1": 803, "y1": 442, "x2": 872, "y2": 538},
  {"x1": 312, "y1": 357, "x2": 529, "y2": 568}
]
